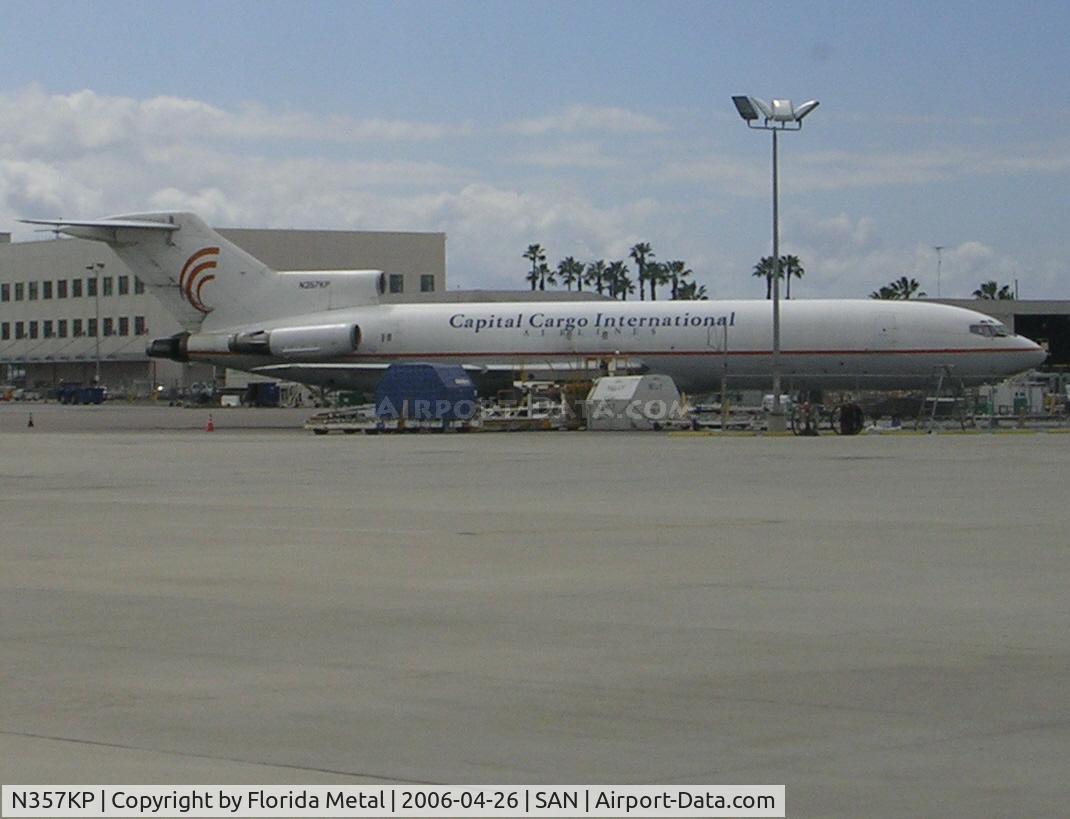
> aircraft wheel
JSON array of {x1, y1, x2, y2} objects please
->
[{"x1": 831, "y1": 402, "x2": 866, "y2": 435}]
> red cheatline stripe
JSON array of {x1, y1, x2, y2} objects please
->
[
  {"x1": 340, "y1": 348, "x2": 1030, "y2": 358},
  {"x1": 194, "y1": 347, "x2": 1029, "y2": 359}
]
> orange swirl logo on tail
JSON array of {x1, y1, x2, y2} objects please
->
[{"x1": 179, "y1": 247, "x2": 219, "y2": 314}]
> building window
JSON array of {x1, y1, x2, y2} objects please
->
[
  {"x1": 134, "y1": 277, "x2": 145, "y2": 295},
  {"x1": 420, "y1": 274, "x2": 435, "y2": 293},
  {"x1": 15, "y1": 321, "x2": 24, "y2": 339},
  {"x1": 86, "y1": 277, "x2": 97, "y2": 297},
  {"x1": 134, "y1": 316, "x2": 146, "y2": 335},
  {"x1": 102, "y1": 277, "x2": 113, "y2": 297},
  {"x1": 29, "y1": 321, "x2": 38, "y2": 339},
  {"x1": 1, "y1": 322, "x2": 8, "y2": 340},
  {"x1": 118, "y1": 275, "x2": 129, "y2": 296},
  {"x1": 388, "y1": 273, "x2": 404, "y2": 294},
  {"x1": 43, "y1": 320, "x2": 54, "y2": 338},
  {"x1": 103, "y1": 317, "x2": 114, "y2": 337},
  {"x1": 73, "y1": 319, "x2": 83, "y2": 337},
  {"x1": 118, "y1": 317, "x2": 129, "y2": 336},
  {"x1": 43, "y1": 281, "x2": 53, "y2": 299},
  {"x1": 15, "y1": 282, "x2": 24, "y2": 301},
  {"x1": 72, "y1": 279, "x2": 83, "y2": 298},
  {"x1": 58, "y1": 320, "x2": 67, "y2": 338},
  {"x1": 1, "y1": 283, "x2": 8, "y2": 302},
  {"x1": 87, "y1": 318, "x2": 97, "y2": 338},
  {"x1": 28, "y1": 282, "x2": 38, "y2": 300},
  {"x1": 57, "y1": 279, "x2": 68, "y2": 299}
]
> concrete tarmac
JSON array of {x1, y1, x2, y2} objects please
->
[{"x1": 1, "y1": 405, "x2": 1068, "y2": 816}]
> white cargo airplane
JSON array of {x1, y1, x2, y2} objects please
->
[{"x1": 23, "y1": 212, "x2": 1046, "y2": 393}]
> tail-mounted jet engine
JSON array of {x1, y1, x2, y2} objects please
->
[
  {"x1": 147, "y1": 323, "x2": 361, "y2": 362},
  {"x1": 230, "y1": 323, "x2": 361, "y2": 359}
]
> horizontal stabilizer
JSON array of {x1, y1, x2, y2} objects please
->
[{"x1": 20, "y1": 217, "x2": 179, "y2": 232}]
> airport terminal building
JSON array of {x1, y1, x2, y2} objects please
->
[{"x1": 0, "y1": 227, "x2": 445, "y2": 394}]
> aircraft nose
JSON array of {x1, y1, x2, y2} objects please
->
[{"x1": 1019, "y1": 337, "x2": 1048, "y2": 368}]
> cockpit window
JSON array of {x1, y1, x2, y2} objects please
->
[{"x1": 970, "y1": 322, "x2": 1010, "y2": 338}]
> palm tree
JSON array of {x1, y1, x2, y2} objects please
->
[
  {"x1": 557, "y1": 256, "x2": 583, "y2": 291},
  {"x1": 870, "y1": 276, "x2": 926, "y2": 300},
  {"x1": 537, "y1": 262, "x2": 555, "y2": 291},
  {"x1": 752, "y1": 255, "x2": 803, "y2": 299},
  {"x1": 606, "y1": 260, "x2": 631, "y2": 300},
  {"x1": 629, "y1": 242, "x2": 653, "y2": 301},
  {"x1": 894, "y1": 276, "x2": 926, "y2": 299},
  {"x1": 677, "y1": 280, "x2": 708, "y2": 300},
  {"x1": 585, "y1": 260, "x2": 607, "y2": 295},
  {"x1": 973, "y1": 280, "x2": 1014, "y2": 300},
  {"x1": 752, "y1": 256, "x2": 778, "y2": 299},
  {"x1": 646, "y1": 261, "x2": 672, "y2": 301},
  {"x1": 665, "y1": 260, "x2": 691, "y2": 300},
  {"x1": 780, "y1": 254, "x2": 804, "y2": 299},
  {"x1": 523, "y1": 244, "x2": 546, "y2": 291},
  {"x1": 572, "y1": 257, "x2": 587, "y2": 292}
]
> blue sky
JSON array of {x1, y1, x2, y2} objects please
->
[{"x1": 1, "y1": 1, "x2": 1068, "y2": 298}]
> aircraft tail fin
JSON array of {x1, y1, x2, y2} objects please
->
[{"x1": 21, "y1": 212, "x2": 288, "y2": 330}]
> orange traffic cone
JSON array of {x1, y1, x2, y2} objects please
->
[
  {"x1": 27, "y1": 413, "x2": 34, "y2": 428},
  {"x1": 205, "y1": 414, "x2": 215, "y2": 432}
]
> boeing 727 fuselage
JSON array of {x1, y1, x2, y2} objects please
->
[{"x1": 22, "y1": 212, "x2": 1046, "y2": 393}]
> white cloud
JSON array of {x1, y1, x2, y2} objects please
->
[
  {"x1": 659, "y1": 155, "x2": 766, "y2": 192},
  {"x1": 0, "y1": 86, "x2": 692, "y2": 290},
  {"x1": 508, "y1": 141, "x2": 622, "y2": 169},
  {"x1": 505, "y1": 104, "x2": 668, "y2": 135},
  {"x1": 0, "y1": 86, "x2": 471, "y2": 159},
  {"x1": 370, "y1": 184, "x2": 665, "y2": 289},
  {"x1": 663, "y1": 141, "x2": 1070, "y2": 196},
  {"x1": 0, "y1": 158, "x2": 103, "y2": 217},
  {"x1": 781, "y1": 211, "x2": 1024, "y2": 299}
]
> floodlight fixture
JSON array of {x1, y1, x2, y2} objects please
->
[
  {"x1": 731, "y1": 95, "x2": 760, "y2": 121},
  {"x1": 793, "y1": 100, "x2": 820, "y2": 121},
  {"x1": 750, "y1": 97, "x2": 773, "y2": 120},
  {"x1": 732, "y1": 95, "x2": 820, "y2": 130},
  {"x1": 771, "y1": 99, "x2": 795, "y2": 121}
]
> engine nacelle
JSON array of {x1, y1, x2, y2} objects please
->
[
  {"x1": 229, "y1": 323, "x2": 361, "y2": 359},
  {"x1": 146, "y1": 333, "x2": 189, "y2": 361}
]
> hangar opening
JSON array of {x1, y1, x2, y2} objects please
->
[{"x1": 1012, "y1": 314, "x2": 1070, "y2": 369}]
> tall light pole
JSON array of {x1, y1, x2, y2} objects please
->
[
  {"x1": 933, "y1": 246, "x2": 945, "y2": 298},
  {"x1": 87, "y1": 262, "x2": 104, "y2": 384},
  {"x1": 732, "y1": 95, "x2": 819, "y2": 432}
]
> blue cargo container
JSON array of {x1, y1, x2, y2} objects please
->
[
  {"x1": 248, "y1": 382, "x2": 281, "y2": 407},
  {"x1": 79, "y1": 386, "x2": 106, "y2": 404},
  {"x1": 57, "y1": 384, "x2": 105, "y2": 404},
  {"x1": 374, "y1": 364, "x2": 478, "y2": 422}
]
